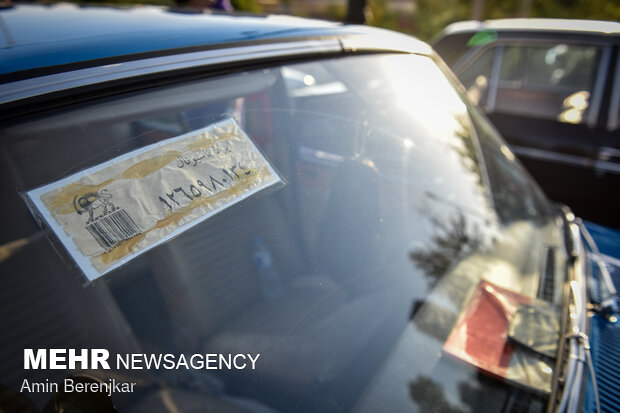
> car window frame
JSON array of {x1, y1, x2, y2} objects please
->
[
  {"x1": 608, "y1": 50, "x2": 620, "y2": 131},
  {"x1": 0, "y1": 40, "x2": 344, "y2": 106},
  {"x1": 453, "y1": 35, "x2": 613, "y2": 129}
]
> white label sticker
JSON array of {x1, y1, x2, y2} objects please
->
[{"x1": 27, "y1": 118, "x2": 281, "y2": 281}]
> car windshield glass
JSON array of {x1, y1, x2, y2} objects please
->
[{"x1": 1, "y1": 53, "x2": 566, "y2": 413}]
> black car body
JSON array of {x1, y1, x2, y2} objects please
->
[{"x1": 433, "y1": 19, "x2": 620, "y2": 229}]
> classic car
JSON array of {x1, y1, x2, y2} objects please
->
[
  {"x1": 0, "y1": 4, "x2": 618, "y2": 413},
  {"x1": 433, "y1": 19, "x2": 620, "y2": 229}
]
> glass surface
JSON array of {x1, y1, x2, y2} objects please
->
[
  {"x1": 495, "y1": 43, "x2": 601, "y2": 123},
  {"x1": 0, "y1": 53, "x2": 566, "y2": 412},
  {"x1": 458, "y1": 47, "x2": 495, "y2": 107}
]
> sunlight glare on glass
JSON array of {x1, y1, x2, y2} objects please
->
[
  {"x1": 380, "y1": 56, "x2": 466, "y2": 138},
  {"x1": 303, "y1": 74, "x2": 316, "y2": 86},
  {"x1": 538, "y1": 361, "x2": 553, "y2": 375},
  {"x1": 500, "y1": 145, "x2": 515, "y2": 161},
  {"x1": 564, "y1": 90, "x2": 589, "y2": 111},
  {"x1": 558, "y1": 90, "x2": 589, "y2": 124}
]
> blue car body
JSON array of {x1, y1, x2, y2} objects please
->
[{"x1": 582, "y1": 221, "x2": 620, "y2": 413}]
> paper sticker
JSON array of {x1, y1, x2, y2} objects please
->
[{"x1": 27, "y1": 117, "x2": 281, "y2": 281}]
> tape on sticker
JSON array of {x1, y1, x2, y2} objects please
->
[{"x1": 27, "y1": 117, "x2": 281, "y2": 281}]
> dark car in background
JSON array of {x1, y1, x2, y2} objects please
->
[
  {"x1": 433, "y1": 19, "x2": 620, "y2": 229},
  {"x1": 1, "y1": 5, "x2": 619, "y2": 413}
]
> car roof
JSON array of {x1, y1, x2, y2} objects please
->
[
  {"x1": 0, "y1": 3, "x2": 427, "y2": 78},
  {"x1": 441, "y1": 18, "x2": 620, "y2": 37}
]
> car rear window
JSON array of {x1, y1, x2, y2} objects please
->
[{"x1": 457, "y1": 41, "x2": 602, "y2": 123}]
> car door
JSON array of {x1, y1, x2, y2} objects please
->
[
  {"x1": 454, "y1": 36, "x2": 614, "y2": 226},
  {"x1": 594, "y1": 47, "x2": 620, "y2": 227}
]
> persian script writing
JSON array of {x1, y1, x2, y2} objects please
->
[
  {"x1": 160, "y1": 161, "x2": 252, "y2": 210},
  {"x1": 27, "y1": 118, "x2": 281, "y2": 280},
  {"x1": 176, "y1": 141, "x2": 233, "y2": 168}
]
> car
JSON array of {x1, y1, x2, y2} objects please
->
[
  {"x1": 433, "y1": 19, "x2": 620, "y2": 229},
  {"x1": 0, "y1": 4, "x2": 618, "y2": 413}
]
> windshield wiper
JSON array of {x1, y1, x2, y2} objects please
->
[
  {"x1": 576, "y1": 219, "x2": 619, "y2": 315},
  {"x1": 549, "y1": 211, "x2": 602, "y2": 413}
]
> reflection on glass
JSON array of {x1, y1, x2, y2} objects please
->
[
  {"x1": 409, "y1": 213, "x2": 484, "y2": 290},
  {"x1": 409, "y1": 376, "x2": 466, "y2": 413},
  {"x1": 558, "y1": 90, "x2": 590, "y2": 124},
  {"x1": 1, "y1": 53, "x2": 563, "y2": 413},
  {"x1": 466, "y1": 75, "x2": 488, "y2": 106},
  {"x1": 492, "y1": 43, "x2": 599, "y2": 122}
]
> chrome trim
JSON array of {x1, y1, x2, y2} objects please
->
[
  {"x1": 0, "y1": 39, "x2": 343, "y2": 105},
  {"x1": 595, "y1": 146, "x2": 620, "y2": 174},
  {"x1": 486, "y1": 44, "x2": 503, "y2": 112},
  {"x1": 488, "y1": 36, "x2": 610, "y2": 49},
  {"x1": 557, "y1": 220, "x2": 588, "y2": 413},
  {"x1": 513, "y1": 145, "x2": 620, "y2": 175},
  {"x1": 577, "y1": 219, "x2": 618, "y2": 310},
  {"x1": 593, "y1": 147, "x2": 620, "y2": 177},
  {"x1": 587, "y1": 46, "x2": 611, "y2": 128},
  {"x1": 444, "y1": 19, "x2": 620, "y2": 36},
  {"x1": 453, "y1": 41, "x2": 494, "y2": 75},
  {"x1": 340, "y1": 32, "x2": 432, "y2": 55},
  {"x1": 566, "y1": 281, "x2": 586, "y2": 413},
  {"x1": 601, "y1": 253, "x2": 620, "y2": 268},
  {"x1": 597, "y1": 146, "x2": 620, "y2": 161},
  {"x1": 593, "y1": 159, "x2": 620, "y2": 175},
  {"x1": 511, "y1": 145, "x2": 591, "y2": 168},
  {"x1": 608, "y1": 53, "x2": 620, "y2": 131}
]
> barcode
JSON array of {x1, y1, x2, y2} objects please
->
[{"x1": 86, "y1": 209, "x2": 141, "y2": 251}]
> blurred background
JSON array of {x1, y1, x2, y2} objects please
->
[{"x1": 10, "y1": 0, "x2": 619, "y2": 41}]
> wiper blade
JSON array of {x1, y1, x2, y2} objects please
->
[
  {"x1": 550, "y1": 214, "x2": 601, "y2": 413},
  {"x1": 576, "y1": 219, "x2": 619, "y2": 315},
  {"x1": 558, "y1": 280, "x2": 588, "y2": 413}
]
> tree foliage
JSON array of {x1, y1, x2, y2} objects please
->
[
  {"x1": 411, "y1": 0, "x2": 620, "y2": 41},
  {"x1": 231, "y1": 0, "x2": 262, "y2": 13}
]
